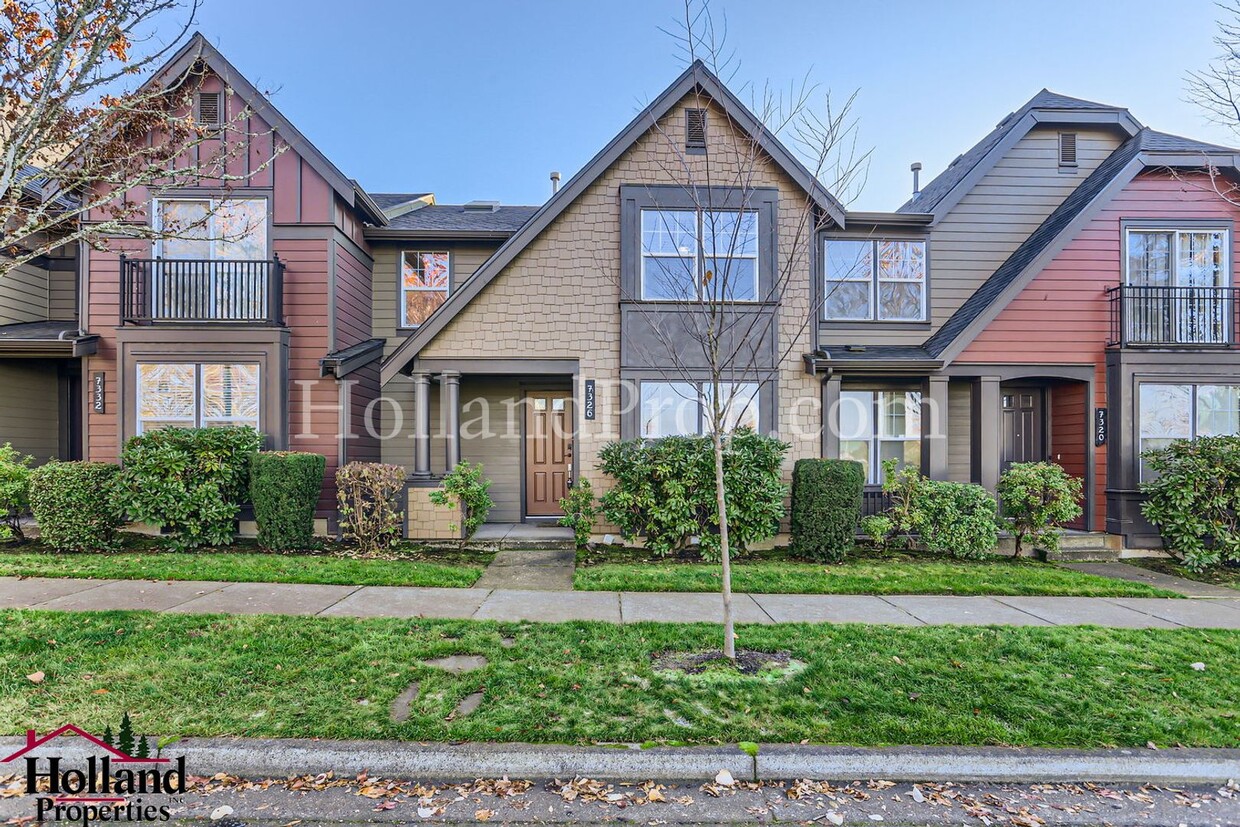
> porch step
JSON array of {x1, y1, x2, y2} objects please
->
[{"x1": 1037, "y1": 531, "x2": 1121, "y2": 563}]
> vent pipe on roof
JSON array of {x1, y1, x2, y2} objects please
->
[
  {"x1": 550, "y1": 171, "x2": 561, "y2": 195},
  {"x1": 910, "y1": 162, "x2": 923, "y2": 198}
]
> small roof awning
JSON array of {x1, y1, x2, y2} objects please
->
[
  {"x1": 320, "y1": 338, "x2": 385, "y2": 378},
  {"x1": 0, "y1": 321, "x2": 98, "y2": 358}
]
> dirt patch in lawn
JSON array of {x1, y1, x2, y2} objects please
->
[{"x1": 652, "y1": 649, "x2": 804, "y2": 680}]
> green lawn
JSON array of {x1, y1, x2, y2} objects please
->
[
  {"x1": 574, "y1": 547, "x2": 1181, "y2": 597},
  {"x1": 1128, "y1": 557, "x2": 1240, "y2": 592},
  {"x1": 1, "y1": 610, "x2": 1236, "y2": 748},
  {"x1": 0, "y1": 539, "x2": 490, "y2": 588}
]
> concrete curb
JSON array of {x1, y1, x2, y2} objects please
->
[{"x1": 4, "y1": 737, "x2": 1236, "y2": 784}]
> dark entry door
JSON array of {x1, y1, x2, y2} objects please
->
[
  {"x1": 1001, "y1": 388, "x2": 1045, "y2": 471},
  {"x1": 525, "y1": 391, "x2": 573, "y2": 517}
]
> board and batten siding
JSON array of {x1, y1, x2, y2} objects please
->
[
  {"x1": 0, "y1": 360, "x2": 60, "y2": 461},
  {"x1": 822, "y1": 127, "x2": 1123, "y2": 348}
]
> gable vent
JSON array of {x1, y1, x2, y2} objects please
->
[
  {"x1": 1058, "y1": 132, "x2": 1078, "y2": 167},
  {"x1": 197, "y1": 91, "x2": 222, "y2": 128},
  {"x1": 685, "y1": 107, "x2": 707, "y2": 150}
]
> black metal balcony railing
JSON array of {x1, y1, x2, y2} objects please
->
[
  {"x1": 1107, "y1": 285, "x2": 1239, "y2": 347},
  {"x1": 120, "y1": 255, "x2": 284, "y2": 324}
]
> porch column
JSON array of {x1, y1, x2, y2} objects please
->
[
  {"x1": 411, "y1": 371, "x2": 432, "y2": 479},
  {"x1": 441, "y1": 370, "x2": 461, "y2": 470},
  {"x1": 821, "y1": 374, "x2": 841, "y2": 459},
  {"x1": 971, "y1": 376, "x2": 1002, "y2": 490},
  {"x1": 924, "y1": 375, "x2": 949, "y2": 480}
]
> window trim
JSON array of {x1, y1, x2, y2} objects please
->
[
  {"x1": 638, "y1": 207, "x2": 760, "y2": 303},
  {"x1": 822, "y1": 236, "x2": 929, "y2": 323},
  {"x1": 398, "y1": 250, "x2": 453, "y2": 330},
  {"x1": 1123, "y1": 226, "x2": 1230, "y2": 288},
  {"x1": 136, "y1": 362, "x2": 261, "y2": 434},
  {"x1": 637, "y1": 378, "x2": 761, "y2": 437}
]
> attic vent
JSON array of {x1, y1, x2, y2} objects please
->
[
  {"x1": 685, "y1": 108, "x2": 707, "y2": 150},
  {"x1": 197, "y1": 91, "x2": 222, "y2": 128},
  {"x1": 464, "y1": 200, "x2": 500, "y2": 212},
  {"x1": 1058, "y1": 132, "x2": 1078, "y2": 167}
]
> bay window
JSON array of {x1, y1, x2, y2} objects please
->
[
  {"x1": 137, "y1": 363, "x2": 260, "y2": 433},
  {"x1": 638, "y1": 380, "x2": 759, "y2": 437},
  {"x1": 824, "y1": 239, "x2": 926, "y2": 321},
  {"x1": 1139, "y1": 382, "x2": 1240, "y2": 478},
  {"x1": 839, "y1": 389, "x2": 922, "y2": 483},
  {"x1": 640, "y1": 208, "x2": 759, "y2": 302},
  {"x1": 401, "y1": 251, "x2": 451, "y2": 328}
]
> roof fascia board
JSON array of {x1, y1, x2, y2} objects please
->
[
  {"x1": 379, "y1": 61, "x2": 844, "y2": 385},
  {"x1": 1140, "y1": 151, "x2": 1240, "y2": 167},
  {"x1": 934, "y1": 155, "x2": 1147, "y2": 365}
]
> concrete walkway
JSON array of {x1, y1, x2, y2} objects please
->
[
  {"x1": 4, "y1": 576, "x2": 1240, "y2": 627},
  {"x1": 1063, "y1": 561, "x2": 1239, "y2": 597},
  {"x1": 473, "y1": 548, "x2": 576, "y2": 591}
]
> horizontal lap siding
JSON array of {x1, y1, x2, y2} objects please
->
[
  {"x1": 1050, "y1": 382, "x2": 1088, "y2": 530},
  {"x1": 0, "y1": 261, "x2": 50, "y2": 324},
  {"x1": 459, "y1": 378, "x2": 522, "y2": 523},
  {"x1": 334, "y1": 241, "x2": 374, "y2": 350},
  {"x1": 0, "y1": 360, "x2": 60, "y2": 461},
  {"x1": 947, "y1": 381, "x2": 972, "y2": 482},
  {"x1": 85, "y1": 242, "x2": 144, "y2": 461}
]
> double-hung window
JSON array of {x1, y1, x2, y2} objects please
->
[
  {"x1": 401, "y1": 251, "x2": 451, "y2": 328},
  {"x1": 824, "y1": 239, "x2": 926, "y2": 321},
  {"x1": 838, "y1": 390, "x2": 922, "y2": 483},
  {"x1": 640, "y1": 208, "x2": 759, "y2": 302},
  {"x1": 1139, "y1": 382, "x2": 1240, "y2": 479},
  {"x1": 137, "y1": 363, "x2": 260, "y2": 433},
  {"x1": 1125, "y1": 228, "x2": 1229, "y2": 344},
  {"x1": 638, "y1": 380, "x2": 759, "y2": 437}
]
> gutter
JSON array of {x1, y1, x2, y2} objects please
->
[{"x1": 319, "y1": 338, "x2": 385, "y2": 379}]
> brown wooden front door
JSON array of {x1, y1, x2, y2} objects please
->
[
  {"x1": 525, "y1": 391, "x2": 573, "y2": 517},
  {"x1": 1001, "y1": 387, "x2": 1045, "y2": 472}
]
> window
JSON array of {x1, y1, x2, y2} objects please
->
[
  {"x1": 155, "y1": 198, "x2": 268, "y2": 260},
  {"x1": 1139, "y1": 382, "x2": 1240, "y2": 479},
  {"x1": 137, "y1": 363, "x2": 260, "y2": 433},
  {"x1": 401, "y1": 251, "x2": 450, "y2": 328},
  {"x1": 638, "y1": 380, "x2": 759, "y2": 437},
  {"x1": 1125, "y1": 228, "x2": 1229, "y2": 344},
  {"x1": 685, "y1": 108, "x2": 707, "y2": 150},
  {"x1": 1058, "y1": 132, "x2": 1077, "y2": 168},
  {"x1": 1127, "y1": 229, "x2": 1226, "y2": 288},
  {"x1": 824, "y1": 239, "x2": 926, "y2": 321},
  {"x1": 839, "y1": 390, "x2": 921, "y2": 484},
  {"x1": 640, "y1": 209, "x2": 759, "y2": 302}
]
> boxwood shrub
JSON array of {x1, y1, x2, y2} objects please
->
[
  {"x1": 29, "y1": 462, "x2": 123, "y2": 553},
  {"x1": 115, "y1": 426, "x2": 263, "y2": 551},
  {"x1": 789, "y1": 458, "x2": 864, "y2": 562},
  {"x1": 249, "y1": 451, "x2": 326, "y2": 551},
  {"x1": 598, "y1": 429, "x2": 788, "y2": 561}
]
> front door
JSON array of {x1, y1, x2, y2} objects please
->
[
  {"x1": 525, "y1": 391, "x2": 573, "y2": 517},
  {"x1": 1001, "y1": 388, "x2": 1045, "y2": 472}
]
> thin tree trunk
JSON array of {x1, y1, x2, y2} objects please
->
[{"x1": 713, "y1": 429, "x2": 735, "y2": 660}]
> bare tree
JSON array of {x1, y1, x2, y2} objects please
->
[
  {"x1": 0, "y1": 0, "x2": 279, "y2": 277},
  {"x1": 1182, "y1": 2, "x2": 1240, "y2": 202},
  {"x1": 618, "y1": 0, "x2": 870, "y2": 660}
]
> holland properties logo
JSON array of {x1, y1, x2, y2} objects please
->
[{"x1": 2, "y1": 715, "x2": 186, "y2": 826}]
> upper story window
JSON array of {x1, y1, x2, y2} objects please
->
[
  {"x1": 824, "y1": 239, "x2": 926, "y2": 322},
  {"x1": 1123, "y1": 228, "x2": 1231, "y2": 346},
  {"x1": 639, "y1": 380, "x2": 759, "y2": 437},
  {"x1": 1126, "y1": 229, "x2": 1227, "y2": 288},
  {"x1": 640, "y1": 208, "x2": 758, "y2": 302},
  {"x1": 155, "y1": 198, "x2": 268, "y2": 260},
  {"x1": 401, "y1": 251, "x2": 450, "y2": 328}
]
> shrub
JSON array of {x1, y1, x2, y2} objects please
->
[
  {"x1": 881, "y1": 458, "x2": 925, "y2": 540},
  {"x1": 0, "y1": 443, "x2": 33, "y2": 542},
  {"x1": 29, "y1": 462, "x2": 123, "y2": 553},
  {"x1": 249, "y1": 452, "x2": 326, "y2": 551},
  {"x1": 115, "y1": 426, "x2": 262, "y2": 552},
  {"x1": 337, "y1": 462, "x2": 406, "y2": 554},
  {"x1": 912, "y1": 479, "x2": 1000, "y2": 559},
  {"x1": 429, "y1": 461, "x2": 493, "y2": 539},
  {"x1": 559, "y1": 478, "x2": 598, "y2": 549},
  {"x1": 599, "y1": 429, "x2": 788, "y2": 561},
  {"x1": 860, "y1": 514, "x2": 895, "y2": 548},
  {"x1": 789, "y1": 459, "x2": 863, "y2": 562},
  {"x1": 1141, "y1": 435, "x2": 1240, "y2": 571},
  {"x1": 997, "y1": 461, "x2": 1083, "y2": 556}
]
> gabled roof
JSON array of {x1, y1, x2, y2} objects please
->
[
  {"x1": 900, "y1": 89, "x2": 1142, "y2": 219},
  {"x1": 380, "y1": 60, "x2": 848, "y2": 384},
  {"x1": 147, "y1": 34, "x2": 386, "y2": 226},
  {"x1": 927, "y1": 127, "x2": 1240, "y2": 363},
  {"x1": 377, "y1": 204, "x2": 539, "y2": 234}
]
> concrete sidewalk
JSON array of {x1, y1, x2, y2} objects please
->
[{"x1": 3, "y1": 576, "x2": 1240, "y2": 627}]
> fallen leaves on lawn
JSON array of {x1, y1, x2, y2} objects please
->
[{"x1": 24, "y1": 672, "x2": 43, "y2": 684}]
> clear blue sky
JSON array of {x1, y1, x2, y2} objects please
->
[{"x1": 192, "y1": 0, "x2": 1234, "y2": 211}]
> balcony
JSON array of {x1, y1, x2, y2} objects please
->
[
  {"x1": 1106, "y1": 285, "x2": 1239, "y2": 347},
  {"x1": 120, "y1": 255, "x2": 284, "y2": 324}
]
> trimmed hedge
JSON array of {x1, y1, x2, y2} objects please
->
[
  {"x1": 115, "y1": 426, "x2": 263, "y2": 551},
  {"x1": 250, "y1": 452, "x2": 326, "y2": 551},
  {"x1": 790, "y1": 459, "x2": 864, "y2": 562},
  {"x1": 29, "y1": 462, "x2": 123, "y2": 553}
]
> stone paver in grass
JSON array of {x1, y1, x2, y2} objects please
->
[
  {"x1": 473, "y1": 548, "x2": 575, "y2": 591},
  {"x1": 1101, "y1": 597, "x2": 1240, "y2": 629},
  {"x1": 993, "y1": 596, "x2": 1180, "y2": 628},
  {"x1": 619, "y1": 592, "x2": 773, "y2": 624},
  {"x1": 319, "y1": 586, "x2": 488, "y2": 619},
  {"x1": 754, "y1": 594, "x2": 924, "y2": 625},
  {"x1": 0, "y1": 576, "x2": 114, "y2": 608},
  {"x1": 388, "y1": 682, "x2": 420, "y2": 723},
  {"x1": 1063, "y1": 562, "x2": 1239, "y2": 598},
  {"x1": 422, "y1": 654, "x2": 488, "y2": 673},
  {"x1": 473, "y1": 589, "x2": 620, "y2": 622},
  {"x1": 452, "y1": 691, "x2": 485, "y2": 718},
  {"x1": 33, "y1": 579, "x2": 229, "y2": 612},
  {"x1": 882, "y1": 595, "x2": 1053, "y2": 626},
  {"x1": 165, "y1": 582, "x2": 360, "y2": 616}
]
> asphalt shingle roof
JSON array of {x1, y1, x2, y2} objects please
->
[
  {"x1": 370, "y1": 192, "x2": 431, "y2": 211},
  {"x1": 378, "y1": 203, "x2": 540, "y2": 233}
]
